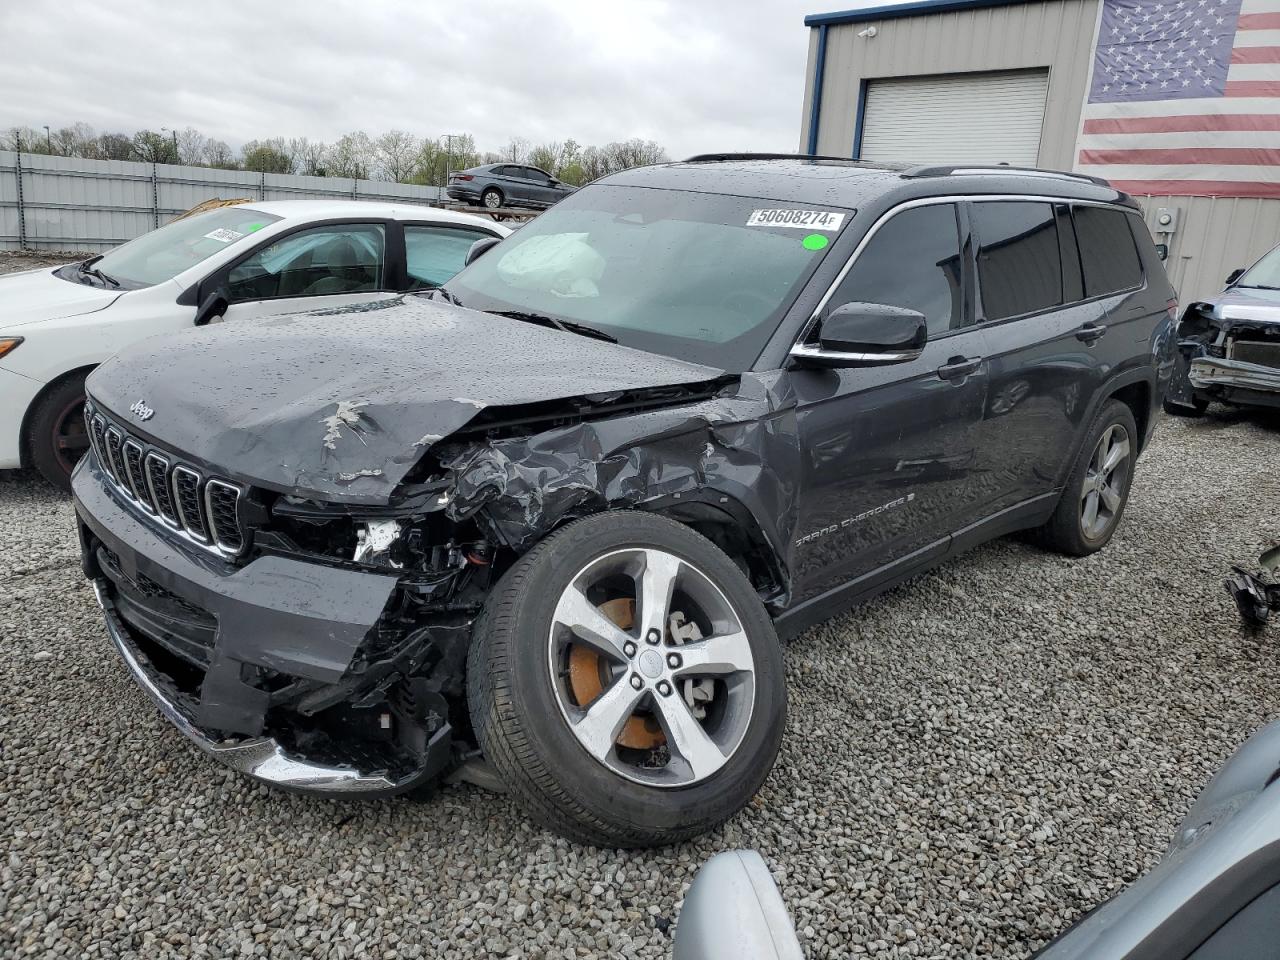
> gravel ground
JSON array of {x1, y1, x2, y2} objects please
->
[{"x1": 2, "y1": 251, "x2": 1279, "y2": 957}]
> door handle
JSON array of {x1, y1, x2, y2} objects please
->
[
  {"x1": 936, "y1": 356, "x2": 982, "y2": 381},
  {"x1": 1076, "y1": 323, "x2": 1108, "y2": 344}
]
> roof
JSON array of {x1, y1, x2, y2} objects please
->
[
  {"x1": 237, "y1": 199, "x2": 505, "y2": 230},
  {"x1": 599, "y1": 157, "x2": 1130, "y2": 209},
  {"x1": 804, "y1": 0, "x2": 1034, "y2": 27}
]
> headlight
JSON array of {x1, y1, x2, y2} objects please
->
[{"x1": 0, "y1": 337, "x2": 23, "y2": 360}]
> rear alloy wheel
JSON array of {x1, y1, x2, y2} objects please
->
[
  {"x1": 482, "y1": 187, "x2": 503, "y2": 209},
  {"x1": 468, "y1": 511, "x2": 785, "y2": 847},
  {"x1": 26, "y1": 374, "x2": 90, "y2": 492},
  {"x1": 1033, "y1": 398, "x2": 1138, "y2": 556}
]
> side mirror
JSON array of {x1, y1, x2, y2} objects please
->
[
  {"x1": 673, "y1": 851, "x2": 803, "y2": 960},
  {"x1": 194, "y1": 288, "x2": 228, "y2": 326},
  {"x1": 1226, "y1": 268, "x2": 1245, "y2": 285},
  {"x1": 792, "y1": 301, "x2": 927, "y2": 368},
  {"x1": 465, "y1": 236, "x2": 502, "y2": 266}
]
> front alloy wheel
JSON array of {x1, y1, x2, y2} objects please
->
[
  {"x1": 468, "y1": 511, "x2": 785, "y2": 848},
  {"x1": 548, "y1": 547, "x2": 756, "y2": 787}
]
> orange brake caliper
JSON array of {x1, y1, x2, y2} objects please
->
[{"x1": 568, "y1": 597, "x2": 667, "y2": 749}]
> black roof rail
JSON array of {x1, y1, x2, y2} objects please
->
[
  {"x1": 683, "y1": 152, "x2": 876, "y2": 164},
  {"x1": 902, "y1": 164, "x2": 1113, "y2": 187}
]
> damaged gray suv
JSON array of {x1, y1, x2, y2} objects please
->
[{"x1": 73, "y1": 155, "x2": 1176, "y2": 847}]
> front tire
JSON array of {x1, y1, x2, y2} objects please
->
[
  {"x1": 26, "y1": 373, "x2": 90, "y2": 492},
  {"x1": 1034, "y1": 399, "x2": 1138, "y2": 556},
  {"x1": 481, "y1": 187, "x2": 503, "y2": 210},
  {"x1": 1163, "y1": 395, "x2": 1208, "y2": 418},
  {"x1": 467, "y1": 511, "x2": 786, "y2": 848}
]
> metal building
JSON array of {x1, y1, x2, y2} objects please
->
[{"x1": 799, "y1": 0, "x2": 1280, "y2": 304}]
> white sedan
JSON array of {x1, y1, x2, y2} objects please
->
[{"x1": 0, "y1": 200, "x2": 509, "y2": 489}]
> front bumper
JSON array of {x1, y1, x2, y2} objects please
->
[
  {"x1": 1189, "y1": 355, "x2": 1280, "y2": 400},
  {"x1": 74, "y1": 454, "x2": 452, "y2": 796},
  {"x1": 0, "y1": 365, "x2": 47, "y2": 469}
]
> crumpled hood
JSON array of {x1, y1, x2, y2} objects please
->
[
  {"x1": 1205, "y1": 286, "x2": 1280, "y2": 325},
  {"x1": 86, "y1": 295, "x2": 724, "y2": 504},
  {"x1": 0, "y1": 265, "x2": 122, "y2": 327}
]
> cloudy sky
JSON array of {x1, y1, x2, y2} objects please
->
[{"x1": 0, "y1": 0, "x2": 894, "y2": 160}]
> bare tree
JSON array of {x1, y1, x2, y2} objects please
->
[
  {"x1": 327, "y1": 131, "x2": 376, "y2": 180},
  {"x1": 175, "y1": 127, "x2": 209, "y2": 165},
  {"x1": 290, "y1": 137, "x2": 327, "y2": 176},
  {"x1": 203, "y1": 139, "x2": 237, "y2": 168},
  {"x1": 240, "y1": 137, "x2": 293, "y2": 174},
  {"x1": 375, "y1": 129, "x2": 420, "y2": 182},
  {"x1": 500, "y1": 136, "x2": 530, "y2": 164}
]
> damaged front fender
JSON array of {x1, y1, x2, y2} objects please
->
[{"x1": 438, "y1": 371, "x2": 804, "y2": 608}]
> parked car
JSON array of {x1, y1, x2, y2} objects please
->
[
  {"x1": 446, "y1": 163, "x2": 576, "y2": 210},
  {"x1": 675, "y1": 718, "x2": 1280, "y2": 960},
  {"x1": 1165, "y1": 239, "x2": 1280, "y2": 416},
  {"x1": 72, "y1": 157, "x2": 1175, "y2": 848},
  {"x1": 0, "y1": 200, "x2": 509, "y2": 490}
]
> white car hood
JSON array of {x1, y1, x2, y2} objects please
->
[{"x1": 0, "y1": 267, "x2": 122, "y2": 328}]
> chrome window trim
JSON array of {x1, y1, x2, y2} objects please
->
[
  {"x1": 790, "y1": 193, "x2": 1144, "y2": 362},
  {"x1": 171, "y1": 465, "x2": 210, "y2": 544},
  {"x1": 144, "y1": 452, "x2": 181, "y2": 528},
  {"x1": 204, "y1": 479, "x2": 245, "y2": 554}
]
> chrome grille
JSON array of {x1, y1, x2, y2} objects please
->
[{"x1": 85, "y1": 400, "x2": 246, "y2": 558}]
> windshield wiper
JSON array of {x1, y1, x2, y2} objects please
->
[
  {"x1": 489, "y1": 309, "x2": 617, "y2": 343},
  {"x1": 1238, "y1": 283, "x2": 1280, "y2": 291},
  {"x1": 77, "y1": 256, "x2": 119, "y2": 288}
]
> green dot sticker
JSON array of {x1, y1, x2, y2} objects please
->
[
  {"x1": 802, "y1": 233, "x2": 829, "y2": 251},
  {"x1": 247, "y1": 223, "x2": 265, "y2": 232}
]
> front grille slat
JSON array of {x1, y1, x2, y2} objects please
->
[{"x1": 84, "y1": 400, "x2": 246, "y2": 558}]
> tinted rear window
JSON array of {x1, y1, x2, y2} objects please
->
[
  {"x1": 973, "y1": 201, "x2": 1063, "y2": 321},
  {"x1": 1073, "y1": 206, "x2": 1143, "y2": 298}
]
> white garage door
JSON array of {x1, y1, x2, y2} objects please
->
[{"x1": 859, "y1": 70, "x2": 1049, "y2": 166}]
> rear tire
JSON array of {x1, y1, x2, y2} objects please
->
[
  {"x1": 26, "y1": 373, "x2": 90, "y2": 493},
  {"x1": 1034, "y1": 399, "x2": 1138, "y2": 557},
  {"x1": 467, "y1": 511, "x2": 785, "y2": 848}
]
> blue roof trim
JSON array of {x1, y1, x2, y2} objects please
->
[
  {"x1": 805, "y1": 25, "x2": 829, "y2": 155},
  {"x1": 804, "y1": 0, "x2": 1032, "y2": 27}
]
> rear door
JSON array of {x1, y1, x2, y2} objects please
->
[
  {"x1": 213, "y1": 221, "x2": 394, "y2": 324},
  {"x1": 790, "y1": 200, "x2": 992, "y2": 605},
  {"x1": 974, "y1": 200, "x2": 1147, "y2": 513}
]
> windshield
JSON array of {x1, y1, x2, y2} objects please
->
[
  {"x1": 93, "y1": 207, "x2": 282, "y2": 287},
  {"x1": 444, "y1": 184, "x2": 849, "y2": 370},
  {"x1": 1238, "y1": 244, "x2": 1280, "y2": 290}
]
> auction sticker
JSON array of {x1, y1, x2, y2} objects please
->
[
  {"x1": 746, "y1": 209, "x2": 845, "y2": 231},
  {"x1": 203, "y1": 227, "x2": 245, "y2": 243}
]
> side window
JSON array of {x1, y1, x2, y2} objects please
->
[
  {"x1": 404, "y1": 226, "x2": 495, "y2": 290},
  {"x1": 828, "y1": 203, "x2": 964, "y2": 337},
  {"x1": 524, "y1": 167, "x2": 552, "y2": 185},
  {"x1": 1073, "y1": 205, "x2": 1143, "y2": 298},
  {"x1": 972, "y1": 201, "x2": 1062, "y2": 321},
  {"x1": 227, "y1": 224, "x2": 385, "y2": 301}
]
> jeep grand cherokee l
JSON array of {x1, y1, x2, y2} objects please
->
[{"x1": 73, "y1": 156, "x2": 1176, "y2": 848}]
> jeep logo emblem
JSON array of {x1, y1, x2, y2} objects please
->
[{"x1": 129, "y1": 399, "x2": 154, "y2": 421}]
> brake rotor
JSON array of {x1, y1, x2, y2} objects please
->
[{"x1": 568, "y1": 597, "x2": 666, "y2": 750}]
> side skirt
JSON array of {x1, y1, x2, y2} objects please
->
[{"x1": 774, "y1": 492, "x2": 1059, "y2": 641}]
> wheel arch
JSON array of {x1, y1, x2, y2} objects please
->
[
  {"x1": 646, "y1": 495, "x2": 789, "y2": 615},
  {"x1": 1054, "y1": 367, "x2": 1155, "y2": 490},
  {"x1": 19, "y1": 363, "x2": 96, "y2": 468}
]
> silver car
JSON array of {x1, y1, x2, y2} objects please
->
[
  {"x1": 1166, "y1": 241, "x2": 1280, "y2": 416},
  {"x1": 446, "y1": 163, "x2": 576, "y2": 210},
  {"x1": 676, "y1": 718, "x2": 1280, "y2": 959}
]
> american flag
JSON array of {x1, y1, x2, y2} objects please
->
[{"x1": 1073, "y1": 0, "x2": 1280, "y2": 198}]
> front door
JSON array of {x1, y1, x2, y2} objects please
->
[
  {"x1": 789, "y1": 201, "x2": 992, "y2": 605},
  {"x1": 216, "y1": 222, "x2": 393, "y2": 324}
]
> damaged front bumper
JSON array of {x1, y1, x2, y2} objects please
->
[
  {"x1": 73, "y1": 455, "x2": 461, "y2": 797},
  {"x1": 1189, "y1": 355, "x2": 1280, "y2": 403}
]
